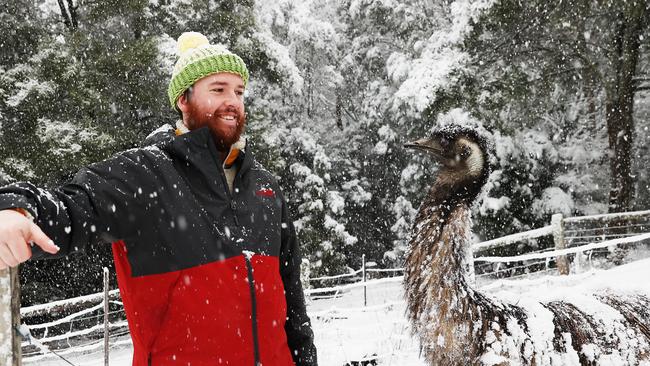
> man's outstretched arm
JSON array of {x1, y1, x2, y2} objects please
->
[{"x1": 0, "y1": 151, "x2": 151, "y2": 269}]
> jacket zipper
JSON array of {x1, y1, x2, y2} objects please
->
[
  {"x1": 220, "y1": 153, "x2": 258, "y2": 364},
  {"x1": 219, "y1": 163, "x2": 240, "y2": 226},
  {"x1": 243, "y1": 253, "x2": 261, "y2": 366}
]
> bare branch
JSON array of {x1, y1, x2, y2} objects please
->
[
  {"x1": 66, "y1": 0, "x2": 78, "y2": 30},
  {"x1": 56, "y1": 0, "x2": 72, "y2": 29}
]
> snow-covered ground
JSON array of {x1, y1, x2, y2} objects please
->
[{"x1": 27, "y1": 257, "x2": 650, "y2": 366}]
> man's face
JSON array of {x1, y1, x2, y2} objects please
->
[{"x1": 178, "y1": 73, "x2": 246, "y2": 151}]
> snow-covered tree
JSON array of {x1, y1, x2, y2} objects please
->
[{"x1": 461, "y1": 0, "x2": 650, "y2": 215}]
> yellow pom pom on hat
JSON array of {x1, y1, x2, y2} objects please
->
[
  {"x1": 167, "y1": 31, "x2": 249, "y2": 110},
  {"x1": 176, "y1": 32, "x2": 209, "y2": 55}
]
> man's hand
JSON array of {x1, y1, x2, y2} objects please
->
[{"x1": 0, "y1": 210, "x2": 59, "y2": 270}]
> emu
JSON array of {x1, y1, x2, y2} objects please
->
[{"x1": 403, "y1": 125, "x2": 650, "y2": 365}]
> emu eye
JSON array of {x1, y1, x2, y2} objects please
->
[{"x1": 459, "y1": 145, "x2": 471, "y2": 158}]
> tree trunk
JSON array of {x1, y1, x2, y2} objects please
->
[
  {"x1": 335, "y1": 90, "x2": 343, "y2": 129},
  {"x1": 605, "y1": 1, "x2": 647, "y2": 213}
]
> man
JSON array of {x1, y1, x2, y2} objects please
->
[{"x1": 0, "y1": 32, "x2": 317, "y2": 366}]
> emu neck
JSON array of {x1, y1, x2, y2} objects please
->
[
  {"x1": 408, "y1": 178, "x2": 474, "y2": 304},
  {"x1": 405, "y1": 176, "x2": 478, "y2": 357}
]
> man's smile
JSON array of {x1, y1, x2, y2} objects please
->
[{"x1": 217, "y1": 113, "x2": 239, "y2": 127}]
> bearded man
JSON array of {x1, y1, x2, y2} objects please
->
[{"x1": 0, "y1": 32, "x2": 318, "y2": 366}]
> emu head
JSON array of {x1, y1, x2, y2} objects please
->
[{"x1": 405, "y1": 125, "x2": 491, "y2": 202}]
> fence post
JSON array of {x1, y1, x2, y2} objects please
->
[
  {"x1": 0, "y1": 267, "x2": 21, "y2": 366},
  {"x1": 552, "y1": 213, "x2": 569, "y2": 275},
  {"x1": 103, "y1": 267, "x2": 110, "y2": 366},
  {"x1": 361, "y1": 254, "x2": 366, "y2": 307}
]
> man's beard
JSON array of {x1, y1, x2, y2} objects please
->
[{"x1": 186, "y1": 105, "x2": 246, "y2": 152}]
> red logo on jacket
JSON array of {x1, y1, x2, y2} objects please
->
[{"x1": 256, "y1": 188, "x2": 275, "y2": 198}]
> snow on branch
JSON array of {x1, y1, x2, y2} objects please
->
[{"x1": 390, "y1": 0, "x2": 496, "y2": 115}]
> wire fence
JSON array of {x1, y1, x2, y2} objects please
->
[{"x1": 18, "y1": 209, "x2": 650, "y2": 364}]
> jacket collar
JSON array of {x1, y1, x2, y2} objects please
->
[
  {"x1": 174, "y1": 120, "x2": 246, "y2": 169},
  {"x1": 164, "y1": 124, "x2": 252, "y2": 177}
]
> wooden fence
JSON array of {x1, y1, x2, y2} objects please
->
[{"x1": 469, "y1": 209, "x2": 650, "y2": 283}]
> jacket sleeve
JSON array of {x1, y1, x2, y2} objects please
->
[
  {"x1": 0, "y1": 152, "x2": 149, "y2": 260},
  {"x1": 278, "y1": 191, "x2": 318, "y2": 366}
]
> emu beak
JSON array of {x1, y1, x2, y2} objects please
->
[{"x1": 404, "y1": 138, "x2": 444, "y2": 158}]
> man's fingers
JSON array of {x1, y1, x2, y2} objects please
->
[
  {"x1": 0, "y1": 243, "x2": 19, "y2": 267},
  {"x1": 27, "y1": 224, "x2": 59, "y2": 254},
  {"x1": 6, "y1": 236, "x2": 32, "y2": 263}
]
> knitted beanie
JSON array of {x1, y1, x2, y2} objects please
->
[{"x1": 167, "y1": 32, "x2": 249, "y2": 109}]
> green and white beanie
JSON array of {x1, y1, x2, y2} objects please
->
[{"x1": 167, "y1": 32, "x2": 249, "y2": 110}]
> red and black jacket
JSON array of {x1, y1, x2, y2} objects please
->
[{"x1": 0, "y1": 126, "x2": 318, "y2": 366}]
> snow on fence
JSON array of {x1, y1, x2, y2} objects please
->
[
  {"x1": 474, "y1": 233, "x2": 650, "y2": 263},
  {"x1": 6, "y1": 209, "x2": 650, "y2": 363},
  {"x1": 18, "y1": 268, "x2": 129, "y2": 365},
  {"x1": 468, "y1": 210, "x2": 650, "y2": 282}
]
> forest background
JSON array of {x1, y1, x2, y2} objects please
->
[{"x1": 1, "y1": 0, "x2": 648, "y2": 305}]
